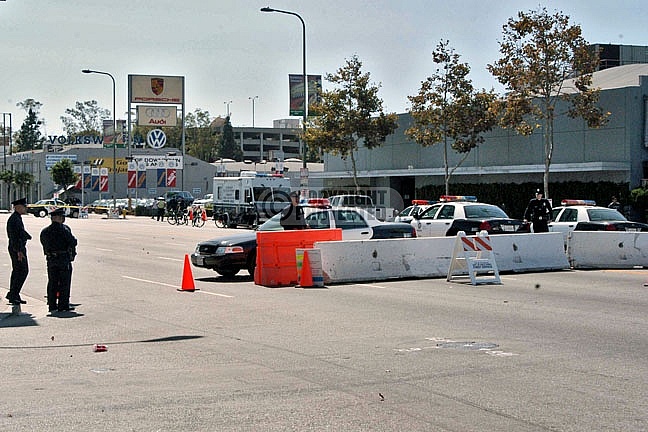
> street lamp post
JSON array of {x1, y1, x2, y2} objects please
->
[
  {"x1": 2, "y1": 112, "x2": 12, "y2": 209},
  {"x1": 224, "y1": 100, "x2": 232, "y2": 117},
  {"x1": 249, "y1": 96, "x2": 258, "y2": 127},
  {"x1": 82, "y1": 69, "x2": 117, "y2": 211},
  {"x1": 260, "y1": 6, "x2": 308, "y2": 171}
]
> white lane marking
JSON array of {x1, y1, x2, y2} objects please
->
[
  {"x1": 96, "y1": 247, "x2": 114, "y2": 252},
  {"x1": 355, "y1": 283, "x2": 387, "y2": 289},
  {"x1": 198, "y1": 291, "x2": 234, "y2": 298},
  {"x1": 122, "y1": 275, "x2": 233, "y2": 298},
  {"x1": 158, "y1": 256, "x2": 184, "y2": 262}
]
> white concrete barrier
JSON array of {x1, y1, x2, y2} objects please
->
[
  {"x1": 568, "y1": 231, "x2": 648, "y2": 269},
  {"x1": 315, "y1": 233, "x2": 569, "y2": 284}
]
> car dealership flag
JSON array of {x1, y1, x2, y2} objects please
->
[
  {"x1": 166, "y1": 168, "x2": 176, "y2": 187},
  {"x1": 100, "y1": 168, "x2": 109, "y2": 192},
  {"x1": 127, "y1": 161, "x2": 137, "y2": 189},
  {"x1": 137, "y1": 163, "x2": 147, "y2": 189}
]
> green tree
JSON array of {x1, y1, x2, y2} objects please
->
[
  {"x1": 50, "y1": 158, "x2": 77, "y2": 193},
  {"x1": 15, "y1": 108, "x2": 44, "y2": 152},
  {"x1": 487, "y1": 7, "x2": 609, "y2": 198},
  {"x1": 217, "y1": 116, "x2": 243, "y2": 161},
  {"x1": 13, "y1": 171, "x2": 34, "y2": 199},
  {"x1": 407, "y1": 40, "x2": 498, "y2": 195},
  {"x1": 60, "y1": 100, "x2": 111, "y2": 136},
  {"x1": 16, "y1": 98, "x2": 43, "y2": 115},
  {"x1": 186, "y1": 108, "x2": 217, "y2": 161},
  {"x1": 0, "y1": 169, "x2": 15, "y2": 209},
  {"x1": 305, "y1": 55, "x2": 398, "y2": 191}
]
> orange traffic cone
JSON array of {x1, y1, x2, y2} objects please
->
[
  {"x1": 299, "y1": 250, "x2": 314, "y2": 288},
  {"x1": 201, "y1": 210, "x2": 207, "y2": 221},
  {"x1": 178, "y1": 254, "x2": 198, "y2": 292}
]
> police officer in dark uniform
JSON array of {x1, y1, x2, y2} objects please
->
[
  {"x1": 524, "y1": 189, "x2": 552, "y2": 233},
  {"x1": 6, "y1": 197, "x2": 31, "y2": 305},
  {"x1": 280, "y1": 191, "x2": 308, "y2": 230},
  {"x1": 40, "y1": 208, "x2": 78, "y2": 313}
]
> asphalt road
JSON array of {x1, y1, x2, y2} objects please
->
[{"x1": 1, "y1": 213, "x2": 647, "y2": 431}]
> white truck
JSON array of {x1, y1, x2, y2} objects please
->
[{"x1": 212, "y1": 171, "x2": 292, "y2": 228}]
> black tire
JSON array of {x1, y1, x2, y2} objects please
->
[
  {"x1": 70, "y1": 210, "x2": 79, "y2": 218},
  {"x1": 215, "y1": 212, "x2": 228, "y2": 228},
  {"x1": 194, "y1": 215, "x2": 205, "y2": 228},
  {"x1": 246, "y1": 251, "x2": 257, "y2": 277},
  {"x1": 215, "y1": 269, "x2": 238, "y2": 278},
  {"x1": 167, "y1": 213, "x2": 177, "y2": 225},
  {"x1": 38, "y1": 209, "x2": 47, "y2": 218}
]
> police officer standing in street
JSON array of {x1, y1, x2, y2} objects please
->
[
  {"x1": 524, "y1": 189, "x2": 552, "y2": 233},
  {"x1": 40, "y1": 208, "x2": 78, "y2": 313},
  {"x1": 280, "y1": 191, "x2": 308, "y2": 230},
  {"x1": 6, "y1": 197, "x2": 31, "y2": 305}
]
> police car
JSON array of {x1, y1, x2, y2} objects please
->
[
  {"x1": 549, "y1": 199, "x2": 648, "y2": 240},
  {"x1": 27, "y1": 199, "x2": 80, "y2": 218},
  {"x1": 411, "y1": 195, "x2": 529, "y2": 237},
  {"x1": 394, "y1": 200, "x2": 435, "y2": 224}
]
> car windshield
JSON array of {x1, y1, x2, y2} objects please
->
[
  {"x1": 464, "y1": 205, "x2": 509, "y2": 219},
  {"x1": 587, "y1": 208, "x2": 627, "y2": 221}
]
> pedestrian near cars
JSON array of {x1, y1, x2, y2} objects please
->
[
  {"x1": 40, "y1": 207, "x2": 78, "y2": 313},
  {"x1": 280, "y1": 191, "x2": 308, "y2": 230},
  {"x1": 524, "y1": 189, "x2": 552, "y2": 233},
  {"x1": 156, "y1": 197, "x2": 166, "y2": 221},
  {"x1": 5, "y1": 197, "x2": 32, "y2": 305}
]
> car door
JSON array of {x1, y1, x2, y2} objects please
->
[
  {"x1": 548, "y1": 207, "x2": 577, "y2": 239},
  {"x1": 331, "y1": 209, "x2": 372, "y2": 240},
  {"x1": 413, "y1": 204, "x2": 455, "y2": 237}
]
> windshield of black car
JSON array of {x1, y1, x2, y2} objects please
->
[
  {"x1": 587, "y1": 208, "x2": 626, "y2": 221},
  {"x1": 464, "y1": 205, "x2": 509, "y2": 219}
]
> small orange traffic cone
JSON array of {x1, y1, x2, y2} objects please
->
[
  {"x1": 201, "y1": 210, "x2": 207, "y2": 221},
  {"x1": 178, "y1": 254, "x2": 198, "y2": 292},
  {"x1": 298, "y1": 250, "x2": 314, "y2": 288}
]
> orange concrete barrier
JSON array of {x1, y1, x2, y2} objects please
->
[{"x1": 255, "y1": 229, "x2": 342, "y2": 287}]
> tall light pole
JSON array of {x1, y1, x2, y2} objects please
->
[
  {"x1": 249, "y1": 96, "x2": 258, "y2": 127},
  {"x1": 224, "y1": 100, "x2": 232, "y2": 117},
  {"x1": 82, "y1": 69, "x2": 116, "y2": 210},
  {"x1": 2, "y1": 112, "x2": 11, "y2": 209},
  {"x1": 260, "y1": 6, "x2": 308, "y2": 171}
]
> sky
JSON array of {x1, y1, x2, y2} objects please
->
[{"x1": 1, "y1": 0, "x2": 647, "y2": 136}]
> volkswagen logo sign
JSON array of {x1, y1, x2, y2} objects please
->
[{"x1": 147, "y1": 129, "x2": 167, "y2": 149}]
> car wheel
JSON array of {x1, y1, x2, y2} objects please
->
[
  {"x1": 246, "y1": 251, "x2": 256, "y2": 277},
  {"x1": 38, "y1": 209, "x2": 47, "y2": 218},
  {"x1": 71, "y1": 210, "x2": 79, "y2": 218},
  {"x1": 215, "y1": 269, "x2": 238, "y2": 278}
]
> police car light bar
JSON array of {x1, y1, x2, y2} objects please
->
[
  {"x1": 561, "y1": 199, "x2": 596, "y2": 206},
  {"x1": 439, "y1": 195, "x2": 478, "y2": 202},
  {"x1": 411, "y1": 199, "x2": 432, "y2": 205}
]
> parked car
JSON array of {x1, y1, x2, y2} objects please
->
[
  {"x1": 27, "y1": 199, "x2": 80, "y2": 218},
  {"x1": 394, "y1": 200, "x2": 435, "y2": 223},
  {"x1": 549, "y1": 200, "x2": 648, "y2": 241},
  {"x1": 191, "y1": 201, "x2": 416, "y2": 277},
  {"x1": 165, "y1": 191, "x2": 194, "y2": 207},
  {"x1": 411, "y1": 196, "x2": 529, "y2": 237},
  {"x1": 193, "y1": 193, "x2": 214, "y2": 214}
]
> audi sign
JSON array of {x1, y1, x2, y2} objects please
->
[{"x1": 137, "y1": 105, "x2": 177, "y2": 127}]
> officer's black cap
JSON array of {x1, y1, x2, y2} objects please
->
[
  {"x1": 50, "y1": 208, "x2": 66, "y2": 217},
  {"x1": 289, "y1": 191, "x2": 299, "y2": 198},
  {"x1": 535, "y1": 189, "x2": 543, "y2": 195},
  {"x1": 11, "y1": 197, "x2": 27, "y2": 206}
]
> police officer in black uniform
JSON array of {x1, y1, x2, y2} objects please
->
[
  {"x1": 40, "y1": 208, "x2": 78, "y2": 313},
  {"x1": 6, "y1": 197, "x2": 31, "y2": 305},
  {"x1": 524, "y1": 189, "x2": 552, "y2": 233},
  {"x1": 280, "y1": 191, "x2": 308, "y2": 230}
]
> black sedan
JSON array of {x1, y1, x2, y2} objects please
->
[{"x1": 191, "y1": 205, "x2": 416, "y2": 277}]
